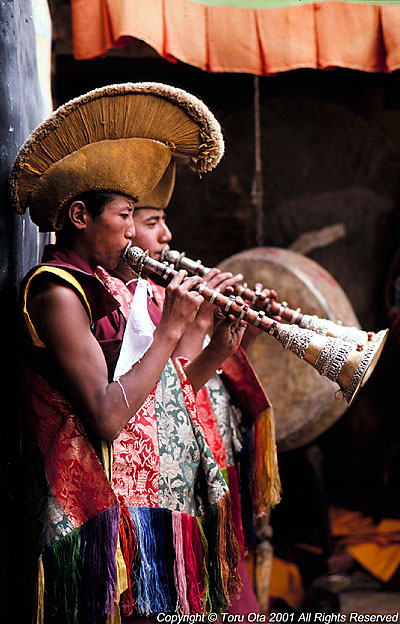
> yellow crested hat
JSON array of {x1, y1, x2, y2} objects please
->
[
  {"x1": 134, "y1": 160, "x2": 176, "y2": 210},
  {"x1": 10, "y1": 82, "x2": 224, "y2": 231}
]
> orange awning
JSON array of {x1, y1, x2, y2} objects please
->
[{"x1": 71, "y1": 0, "x2": 400, "y2": 74}]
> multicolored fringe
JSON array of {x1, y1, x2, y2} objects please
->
[
  {"x1": 38, "y1": 497, "x2": 241, "y2": 622},
  {"x1": 194, "y1": 388, "x2": 245, "y2": 560},
  {"x1": 197, "y1": 494, "x2": 242, "y2": 615},
  {"x1": 117, "y1": 494, "x2": 241, "y2": 618},
  {"x1": 39, "y1": 503, "x2": 120, "y2": 624},
  {"x1": 128, "y1": 507, "x2": 176, "y2": 615},
  {"x1": 119, "y1": 505, "x2": 138, "y2": 617},
  {"x1": 234, "y1": 410, "x2": 281, "y2": 548},
  {"x1": 181, "y1": 512, "x2": 206, "y2": 613}
]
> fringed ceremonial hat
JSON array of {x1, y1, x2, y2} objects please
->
[
  {"x1": 10, "y1": 82, "x2": 224, "y2": 231},
  {"x1": 134, "y1": 160, "x2": 176, "y2": 210}
]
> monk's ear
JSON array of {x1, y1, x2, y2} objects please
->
[{"x1": 67, "y1": 200, "x2": 89, "y2": 230}]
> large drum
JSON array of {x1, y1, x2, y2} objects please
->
[{"x1": 218, "y1": 247, "x2": 360, "y2": 452}]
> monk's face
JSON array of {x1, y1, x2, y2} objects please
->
[
  {"x1": 84, "y1": 195, "x2": 136, "y2": 270},
  {"x1": 133, "y1": 208, "x2": 172, "y2": 261}
]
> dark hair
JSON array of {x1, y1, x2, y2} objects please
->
[
  {"x1": 57, "y1": 190, "x2": 133, "y2": 241},
  {"x1": 70, "y1": 190, "x2": 122, "y2": 219}
]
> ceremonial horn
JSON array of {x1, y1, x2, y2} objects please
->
[
  {"x1": 160, "y1": 246, "x2": 386, "y2": 347},
  {"x1": 123, "y1": 245, "x2": 387, "y2": 405}
]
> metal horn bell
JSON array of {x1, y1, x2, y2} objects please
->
[{"x1": 271, "y1": 323, "x2": 387, "y2": 405}]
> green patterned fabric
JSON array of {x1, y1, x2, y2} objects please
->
[{"x1": 155, "y1": 359, "x2": 229, "y2": 515}]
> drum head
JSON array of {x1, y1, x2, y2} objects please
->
[
  {"x1": 385, "y1": 244, "x2": 400, "y2": 346},
  {"x1": 218, "y1": 247, "x2": 360, "y2": 452}
]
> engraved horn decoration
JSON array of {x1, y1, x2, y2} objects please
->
[
  {"x1": 160, "y1": 246, "x2": 386, "y2": 348},
  {"x1": 123, "y1": 245, "x2": 388, "y2": 406}
]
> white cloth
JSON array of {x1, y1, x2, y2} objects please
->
[{"x1": 113, "y1": 277, "x2": 155, "y2": 379}]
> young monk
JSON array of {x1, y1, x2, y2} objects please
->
[
  {"x1": 12, "y1": 82, "x2": 247, "y2": 624},
  {"x1": 114, "y1": 162, "x2": 282, "y2": 616}
]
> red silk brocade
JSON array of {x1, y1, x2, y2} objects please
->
[{"x1": 23, "y1": 364, "x2": 118, "y2": 527}]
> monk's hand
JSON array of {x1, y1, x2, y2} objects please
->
[
  {"x1": 159, "y1": 271, "x2": 204, "y2": 341},
  {"x1": 208, "y1": 294, "x2": 247, "y2": 361},
  {"x1": 193, "y1": 268, "x2": 244, "y2": 328}
]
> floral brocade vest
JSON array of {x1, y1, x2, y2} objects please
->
[{"x1": 19, "y1": 253, "x2": 241, "y2": 624}]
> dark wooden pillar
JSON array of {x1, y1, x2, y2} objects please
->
[{"x1": 0, "y1": 0, "x2": 51, "y2": 616}]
